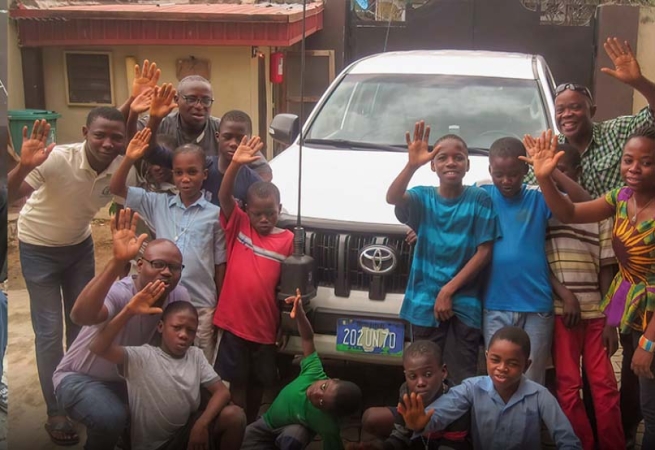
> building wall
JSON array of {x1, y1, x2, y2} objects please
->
[
  {"x1": 7, "y1": 21, "x2": 24, "y2": 112},
  {"x1": 634, "y1": 6, "x2": 655, "y2": 114},
  {"x1": 9, "y1": 36, "x2": 273, "y2": 155}
]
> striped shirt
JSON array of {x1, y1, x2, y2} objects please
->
[
  {"x1": 526, "y1": 106, "x2": 654, "y2": 199},
  {"x1": 546, "y1": 218, "x2": 615, "y2": 319}
]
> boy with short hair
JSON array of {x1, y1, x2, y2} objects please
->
[
  {"x1": 530, "y1": 141, "x2": 624, "y2": 450},
  {"x1": 242, "y1": 290, "x2": 362, "y2": 450},
  {"x1": 386, "y1": 120, "x2": 500, "y2": 384},
  {"x1": 213, "y1": 135, "x2": 294, "y2": 423},
  {"x1": 358, "y1": 340, "x2": 470, "y2": 450},
  {"x1": 89, "y1": 286, "x2": 245, "y2": 450},
  {"x1": 399, "y1": 326, "x2": 581, "y2": 450},
  {"x1": 476, "y1": 137, "x2": 553, "y2": 385},
  {"x1": 110, "y1": 128, "x2": 226, "y2": 362}
]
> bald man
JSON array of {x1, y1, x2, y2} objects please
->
[{"x1": 52, "y1": 209, "x2": 191, "y2": 450}]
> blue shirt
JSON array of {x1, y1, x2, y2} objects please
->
[
  {"x1": 423, "y1": 375, "x2": 581, "y2": 450},
  {"x1": 478, "y1": 183, "x2": 552, "y2": 312},
  {"x1": 126, "y1": 188, "x2": 226, "y2": 309},
  {"x1": 145, "y1": 146, "x2": 262, "y2": 208},
  {"x1": 401, "y1": 186, "x2": 500, "y2": 329}
]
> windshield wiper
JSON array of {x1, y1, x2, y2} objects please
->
[{"x1": 304, "y1": 138, "x2": 406, "y2": 152}]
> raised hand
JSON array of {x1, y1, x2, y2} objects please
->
[
  {"x1": 132, "y1": 59, "x2": 161, "y2": 99},
  {"x1": 232, "y1": 136, "x2": 264, "y2": 166},
  {"x1": 126, "y1": 280, "x2": 166, "y2": 316},
  {"x1": 284, "y1": 288, "x2": 303, "y2": 319},
  {"x1": 406, "y1": 121, "x2": 433, "y2": 169},
  {"x1": 110, "y1": 208, "x2": 149, "y2": 263},
  {"x1": 125, "y1": 128, "x2": 152, "y2": 161},
  {"x1": 130, "y1": 88, "x2": 154, "y2": 115},
  {"x1": 601, "y1": 37, "x2": 642, "y2": 86},
  {"x1": 397, "y1": 392, "x2": 434, "y2": 432},
  {"x1": 150, "y1": 83, "x2": 178, "y2": 120},
  {"x1": 19, "y1": 119, "x2": 56, "y2": 170},
  {"x1": 520, "y1": 130, "x2": 562, "y2": 180}
]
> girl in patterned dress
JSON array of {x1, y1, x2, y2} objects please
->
[{"x1": 526, "y1": 125, "x2": 655, "y2": 449}]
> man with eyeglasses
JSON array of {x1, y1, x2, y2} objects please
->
[
  {"x1": 52, "y1": 209, "x2": 191, "y2": 450},
  {"x1": 137, "y1": 75, "x2": 272, "y2": 181}
]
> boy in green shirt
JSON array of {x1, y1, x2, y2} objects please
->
[{"x1": 241, "y1": 289, "x2": 362, "y2": 450}]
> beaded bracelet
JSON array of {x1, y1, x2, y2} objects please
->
[{"x1": 639, "y1": 335, "x2": 655, "y2": 353}]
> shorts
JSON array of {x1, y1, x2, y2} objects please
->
[
  {"x1": 214, "y1": 330, "x2": 278, "y2": 387},
  {"x1": 154, "y1": 411, "x2": 216, "y2": 450}
]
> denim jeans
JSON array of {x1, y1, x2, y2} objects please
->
[
  {"x1": 0, "y1": 290, "x2": 6, "y2": 380},
  {"x1": 483, "y1": 309, "x2": 554, "y2": 385},
  {"x1": 19, "y1": 237, "x2": 95, "y2": 417},
  {"x1": 241, "y1": 417, "x2": 315, "y2": 450},
  {"x1": 56, "y1": 373, "x2": 129, "y2": 450}
]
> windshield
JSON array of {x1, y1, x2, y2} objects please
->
[{"x1": 305, "y1": 74, "x2": 549, "y2": 149}]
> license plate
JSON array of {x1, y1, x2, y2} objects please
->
[{"x1": 336, "y1": 318, "x2": 404, "y2": 356}]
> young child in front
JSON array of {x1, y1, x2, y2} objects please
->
[
  {"x1": 109, "y1": 128, "x2": 226, "y2": 362},
  {"x1": 356, "y1": 340, "x2": 470, "y2": 450},
  {"x1": 525, "y1": 140, "x2": 624, "y2": 450},
  {"x1": 476, "y1": 137, "x2": 554, "y2": 385},
  {"x1": 89, "y1": 285, "x2": 245, "y2": 450},
  {"x1": 242, "y1": 289, "x2": 362, "y2": 450},
  {"x1": 213, "y1": 135, "x2": 293, "y2": 423},
  {"x1": 528, "y1": 126, "x2": 655, "y2": 449},
  {"x1": 398, "y1": 326, "x2": 581, "y2": 450},
  {"x1": 386, "y1": 121, "x2": 500, "y2": 385}
]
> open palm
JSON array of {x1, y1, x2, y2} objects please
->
[
  {"x1": 126, "y1": 128, "x2": 152, "y2": 161},
  {"x1": 111, "y1": 208, "x2": 148, "y2": 263},
  {"x1": 150, "y1": 84, "x2": 178, "y2": 120},
  {"x1": 132, "y1": 59, "x2": 161, "y2": 98},
  {"x1": 127, "y1": 280, "x2": 166, "y2": 316},
  {"x1": 601, "y1": 37, "x2": 641, "y2": 85},
  {"x1": 397, "y1": 392, "x2": 434, "y2": 431},
  {"x1": 406, "y1": 121, "x2": 433, "y2": 168},
  {"x1": 233, "y1": 136, "x2": 264, "y2": 165},
  {"x1": 521, "y1": 130, "x2": 562, "y2": 180},
  {"x1": 20, "y1": 119, "x2": 55, "y2": 169}
]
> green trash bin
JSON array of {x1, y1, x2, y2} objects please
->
[{"x1": 8, "y1": 109, "x2": 61, "y2": 155}]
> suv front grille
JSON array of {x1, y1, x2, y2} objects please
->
[{"x1": 305, "y1": 230, "x2": 414, "y2": 298}]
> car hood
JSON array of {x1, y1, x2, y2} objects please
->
[{"x1": 269, "y1": 145, "x2": 490, "y2": 225}]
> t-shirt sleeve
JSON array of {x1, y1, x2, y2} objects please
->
[
  {"x1": 406, "y1": 186, "x2": 428, "y2": 232},
  {"x1": 605, "y1": 187, "x2": 621, "y2": 209},
  {"x1": 104, "y1": 281, "x2": 131, "y2": 320},
  {"x1": 220, "y1": 202, "x2": 247, "y2": 248},
  {"x1": 24, "y1": 151, "x2": 59, "y2": 190},
  {"x1": 300, "y1": 352, "x2": 327, "y2": 379},
  {"x1": 194, "y1": 348, "x2": 221, "y2": 387},
  {"x1": 602, "y1": 106, "x2": 654, "y2": 139},
  {"x1": 125, "y1": 187, "x2": 160, "y2": 228},
  {"x1": 472, "y1": 189, "x2": 502, "y2": 246},
  {"x1": 123, "y1": 346, "x2": 151, "y2": 379}
]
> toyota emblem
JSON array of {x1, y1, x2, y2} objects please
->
[{"x1": 358, "y1": 245, "x2": 398, "y2": 275}]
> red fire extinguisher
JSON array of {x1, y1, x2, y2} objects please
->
[{"x1": 270, "y1": 52, "x2": 284, "y2": 84}]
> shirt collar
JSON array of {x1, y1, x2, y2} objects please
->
[
  {"x1": 559, "y1": 125, "x2": 602, "y2": 156},
  {"x1": 168, "y1": 193, "x2": 208, "y2": 209},
  {"x1": 481, "y1": 375, "x2": 539, "y2": 408},
  {"x1": 79, "y1": 141, "x2": 124, "y2": 177},
  {"x1": 176, "y1": 111, "x2": 210, "y2": 144}
]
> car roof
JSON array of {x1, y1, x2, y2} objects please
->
[{"x1": 347, "y1": 50, "x2": 537, "y2": 80}]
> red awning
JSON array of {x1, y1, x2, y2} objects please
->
[{"x1": 10, "y1": 2, "x2": 323, "y2": 47}]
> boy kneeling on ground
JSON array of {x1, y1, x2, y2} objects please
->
[
  {"x1": 241, "y1": 289, "x2": 363, "y2": 450},
  {"x1": 90, "y1": 283, "x2": 245, "y2": 450}
]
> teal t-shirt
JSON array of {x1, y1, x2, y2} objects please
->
[{"x1": 263, "y1": 352, "x2": 343, "y2": 449}]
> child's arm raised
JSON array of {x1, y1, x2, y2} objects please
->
[
  {"x1": 118, "y1": 60, "x2": 161, "y2": 120},
  {"x1": 285, "y1": 289, "x2": 315, "y2": 357},
  {"x1": 109, "y1": 128, "x2": 152, "y2": 199},
  {"x1": 127, "y1": 89, "x2": 154, "y2": 140},
  {"x1": 523, "y1": 130, "x2": 613, "y2": 224},
  {"x1": 144, "y1": 84, "x2": 178, "y2": 146},
  {"x1": 187, "y1": 379, "x2": 232, "y2": 449},
  {"x1": 219, "y1": 136, "x2": 263, "y2": 220},
  {"x1": 386, "y1": 121, "x2": 434, "y2": 207},
  {"x1": 88, "y1": 280, "x2": 166, "y2": 365}
]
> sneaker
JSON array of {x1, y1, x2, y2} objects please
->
[{"x1": 0, "y1": 382, "x2": 7, "y2": 412}]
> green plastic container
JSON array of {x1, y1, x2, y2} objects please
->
[{"x1": 8, "y1": 109, "x2": 61, "y2": 155}]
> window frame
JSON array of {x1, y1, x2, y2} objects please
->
[{"x1": 63, "y1": 51, "x2": 115, "y2": 107}]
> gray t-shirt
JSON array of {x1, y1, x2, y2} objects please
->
[
  {"x1": 52, "y1": 277, "x2": 190, "y2": 391},
  {"x1": 124, "y1": 345, "x2": 220, "y2": 450}
]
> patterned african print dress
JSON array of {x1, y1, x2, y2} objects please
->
[{"x1": 601, "y1": 187, "x2": 655, "y2": 333}]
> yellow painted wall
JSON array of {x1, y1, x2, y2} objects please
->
[
  {"x1": 34, "y1": 44, "x2": 273, "y2": 156},
  {"x1": 635, "y1": 6, "x2": 655, "y2": 113},
  {"x1": 7, "y1": 21, "x2": 24, "y2": 112}
]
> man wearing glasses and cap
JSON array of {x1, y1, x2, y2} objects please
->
[{"x1": 138, "y1": 75, "x2": 272, "y2": 181}]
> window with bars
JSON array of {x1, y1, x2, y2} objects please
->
[{"x1": 64, "y1": 52, "x2": 114, "y2": 106}]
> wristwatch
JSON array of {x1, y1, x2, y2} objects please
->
[{"x1": 639, "y1": 335, "x2": 655, "y2": 353}]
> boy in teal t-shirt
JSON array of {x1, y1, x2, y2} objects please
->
[{"x1": 241, "y1": 290, "x2": 362, "y2": 450}]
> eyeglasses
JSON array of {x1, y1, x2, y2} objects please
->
[
  {"x1": 141, "y1": 258, "x2": 184, "y2": 273},
  {"x1": 555, "y1": 83, "x2": 593, "y2": 101},
  {"x1": 180, "y1": 95, "x2": 214, "y2": 107}
]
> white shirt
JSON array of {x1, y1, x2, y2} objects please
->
[{"x1": 18, "y1": 142, "x2": 128, "y2": 246}]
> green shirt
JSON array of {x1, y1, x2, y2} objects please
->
[
  {"x1": 263, "y1": 352, "x2": 343, "y2": 450},
  {"x1": 526, "y1": 106, "x2": 654, "y2": 199}
]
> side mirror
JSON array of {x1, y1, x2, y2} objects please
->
[{"x1": 269, "y1": 114, "x2": 299, "y2": 146}]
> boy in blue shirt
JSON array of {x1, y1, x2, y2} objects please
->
[
  {"x1": 398, "y1": 326, "x2": 581, "y2": 450},
  {"x1": 386, "y1": 121, "x2": 501, "y2": 384}
]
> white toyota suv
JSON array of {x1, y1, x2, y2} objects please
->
[{"x1": 270, "y1": 50, "x2": 557, "y2": 365}]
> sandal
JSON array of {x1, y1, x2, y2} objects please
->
[{"x1": 44, "y1": 420, "x2": 80, "y2": 446}]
